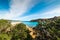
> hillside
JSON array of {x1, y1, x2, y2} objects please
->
[
  {"x1": 30, "y1": 16, "x2": 60, "y2": 40},
  {"x1": 31, "y1": 16, "x2": 60, "y2": 22},
  {"x1": 0, "y1": 17, "x2": 60, "y2": 40}
]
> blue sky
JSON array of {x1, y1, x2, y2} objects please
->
[
  {"x1": 0, "y1": 0, "x2": 60, "y2": 21},
  {"x1": 0, "y1": 0, "x2": 10, "y2": 10}
]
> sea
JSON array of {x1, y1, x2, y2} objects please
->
[
  {"x1": 22, "y1": 21, "x2": 38, "y2": 27},
  {"x1": 11, "y1": 20, "x2": 38, "y2": 27}
]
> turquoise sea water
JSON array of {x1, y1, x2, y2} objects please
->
[{"x1": 22, "y1": 21, "x2": 38, "y2": 27}]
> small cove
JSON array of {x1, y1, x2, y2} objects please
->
[{"x1": 22, "y1": 21, "x2": 38, "y2": 27}]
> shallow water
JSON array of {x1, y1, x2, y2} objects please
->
[{"x1": 22, "y1": 21, "x2": 38, "y2": 27}]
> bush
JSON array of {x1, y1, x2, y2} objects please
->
[
  {"x1": 11, "y1": 23, "x2": 28, "y2": 40},
  {"x1": 0, "y1": 19, "x2": 11, "y2": 33}
]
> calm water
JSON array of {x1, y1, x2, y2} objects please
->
[{"x1": 22, "y1": 21, "x2": 38, "y2": 27}]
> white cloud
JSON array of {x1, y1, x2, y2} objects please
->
[
  {"x1": 0, "y1": 0, "x2": 38, "y2": 19},
  {"x1": 18, "y1": 7, "x2": 60, "y2": 21},
  {"x1": 0, "y1": 11, "x2": 9, "y2": 19},
  {"x1": 0, "y1": 0, "x2": 60, "y2": 21}
]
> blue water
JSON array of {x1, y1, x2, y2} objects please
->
[{"x1": 22, "y1": 21, "x2": 38, "y2": 27}]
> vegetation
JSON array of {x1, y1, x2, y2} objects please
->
[
  {"x1": 33, "y1": 17, "x2": 60, "y2": 40},
  {"x1": 0, "y1": 20, "x2": 32, "y2": 40},
  {"x1": 0, "y1": 19, "x2": 11, "y2": 33},
  {"x1": 0, "y1": 16, "x2": 60, "y2": 40},
  {"x1": 11, "y1": 23, "x2": 28, "y2": 40}
]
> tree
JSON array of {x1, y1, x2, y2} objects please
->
[{"x1": 11, "y1": 23, "x2": 28, "y2": 40}]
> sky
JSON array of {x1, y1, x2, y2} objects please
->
[{"x1": 0, "y1": 0, "x2": 60, "y2": 21}]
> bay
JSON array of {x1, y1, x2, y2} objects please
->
[{"x1": 22, "y1": 21, "x2": 38, "y2": 27}]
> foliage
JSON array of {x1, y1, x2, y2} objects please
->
[
  {"x1": 0, "y1": 19, "x2": 32, "y2": 40},
  {"x1": 11, "y1": 23, "x2": 28, "y2": 40},
  {"x1": 0, "y1": 18, "x2": 59, "y2": 40},
  {"x1": 0, "y1": 19, "x2": 11, "y2": 33},
  {"x1": 0, "y1": 33, "x2": 12, "y2": 40},
  {"x1": 35, "y1": 19, "x2": 60, "y2": 40}
]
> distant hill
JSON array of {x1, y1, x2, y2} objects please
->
[{"x1": 31, "y1": 16, "x2": 60, "y2": 22}]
